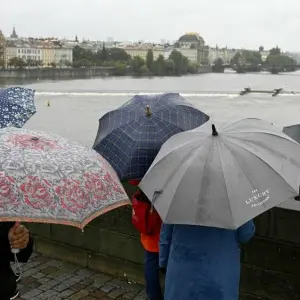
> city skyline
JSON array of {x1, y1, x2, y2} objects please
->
[{"x1": 1, "y1": 0, "x2": 300, "y2": 52}]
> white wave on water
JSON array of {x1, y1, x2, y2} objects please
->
[
  {"x1": 35, "y1": 91, "x2": 241, "y2": 98},
  {"x1": 34, "y1": 91, "x2": 300, "y2": 98}
]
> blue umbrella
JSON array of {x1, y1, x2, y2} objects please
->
[
  {"x1": 0, "y1": 87, "x2": 36, "y2": 128},
  {"x1": 93, "y1": 93, "x2": 209, "y2": 181}
]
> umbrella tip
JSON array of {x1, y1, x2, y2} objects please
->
[
  {"x1": 212, "y1": 124, "x2": 218, "y2": 136},
  {"x1": 146, "y1": 105, "x2": 152, "y2": 117}
]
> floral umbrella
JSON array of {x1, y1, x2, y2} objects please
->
[
  {"x1": 0, "y1": 127, "x2": 129, "y2": 229},
  {"x1": 0, "y1": 87, "x2": 36, "y2": 128}
]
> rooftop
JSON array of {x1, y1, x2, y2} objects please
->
[{"x1": 5, "y1": 38, "x2": 73, "y2": 49}]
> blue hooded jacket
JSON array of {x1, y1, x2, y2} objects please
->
[{"x1": 160, "y1": 221, "x2": 255, "y2": 300}]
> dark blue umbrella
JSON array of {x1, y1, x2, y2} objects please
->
[
  {"x1": 0, "y1": 87, "x2": 36, "y2": 129},
  {"x1": 93, "y1": 93, "x2": 209, "y2": 181}
]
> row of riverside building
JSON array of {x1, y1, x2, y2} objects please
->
[
  {"x1": 0, "y1": 27, "x2": 240, "y2": 68},
  {"x1": 0, "y1": 27, "x2": 73, "y2": 68}
]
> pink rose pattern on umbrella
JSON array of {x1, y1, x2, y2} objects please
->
[
  {"x1": 84, "y1": 172, "x2": 112, "y2": 202},
  {"x1": 20, "y1": 176, "x2": 55, "y2": 210},
  {"x1": 0, "y1": 128, "x2": 129, "y2": 228},
  {"x1": 56, "y1": 178, "x2": 91, "y2": 214},
  {"x1": 0, "y1": 172, "x2": 19, "y2": 210}
]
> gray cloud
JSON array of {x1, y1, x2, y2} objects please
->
[{"x1": 1, "y1": 0, "x2": 300, "y2": 51}]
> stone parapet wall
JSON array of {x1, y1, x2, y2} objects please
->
[{"x1": 26, "y1": 185, "x2": 300, "y2": 300}]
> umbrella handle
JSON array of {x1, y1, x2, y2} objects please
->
[{"x1": 11, "y1": 221, "x2": 20, "y2": 254}]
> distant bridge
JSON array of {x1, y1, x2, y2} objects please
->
[{"x1": 222, "y1": 64, "x2": 300, "y2": 71}]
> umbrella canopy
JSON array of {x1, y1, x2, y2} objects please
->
[
  {"x1": 0, "y1": 87, "x2": 36, "y2": 128},
  {"x1": 139, "y1": 118, "x2": 300, "y2": 230},
  {"x1": 283, "y1": 124, "x2": 300, "y2": 144},
  {"x1": 0, "y1": 127, "x2": 129, "y2": 229},
  {"x1": 93, "y1": 93, "x2": 209, "y2": 181}
]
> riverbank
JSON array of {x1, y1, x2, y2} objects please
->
[
  {"x1": 0, "y1": 65, "x2": 213, "y2": 80},
  {"x1": 0, "y1": 67, "x2": 115, "y2": 79}
]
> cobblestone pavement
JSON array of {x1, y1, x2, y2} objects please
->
[{"x1": 14, "y1": 253, "x2": 146, "y2": 300}]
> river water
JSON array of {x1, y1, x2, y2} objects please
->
[
  {"x1": 1, "y1": 72, "x2": 299, "y2": 146},
  {"x1": 0, "y1": 72, "x2": 300, "y2": 210}
]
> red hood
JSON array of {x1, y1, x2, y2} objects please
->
[{"x1": 128, "y1": 179, "x2": 140, "y2": 186}]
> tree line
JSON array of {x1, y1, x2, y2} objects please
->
[
  {"x1": 229, "y1": 46, "x2": 297, "y2": 74},
  {"x1": 72, "y1": 45, "x2": 199, "y2": 76}
]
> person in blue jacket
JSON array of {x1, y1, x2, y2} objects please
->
[{"x1": 159, "y1": 221, "x2": 255, "y2": 300}]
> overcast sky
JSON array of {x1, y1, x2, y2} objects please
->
[{"x1": 1, "y1": 0, "x2": 300, "y2": 51}]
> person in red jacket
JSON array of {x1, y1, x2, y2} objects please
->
[{"x1": 129, "y1": 180, "x2": 163, "y2": 300}]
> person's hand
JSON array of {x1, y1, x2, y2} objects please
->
[{"x1": 8, "y1": 223, "x2": 30, "y2": 250}]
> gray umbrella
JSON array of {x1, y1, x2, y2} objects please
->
[
  {"x1": 283, "y1": 124, "x2": 300, "y2": 144},
  {"x1": 139, "y1": 118, "x2": 300, "y2": 230}
]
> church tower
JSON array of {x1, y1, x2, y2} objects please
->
[{"x1": 10, "y1": 26, "x2": 18, "y2": 39}]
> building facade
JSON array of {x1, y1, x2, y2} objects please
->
[
  {"x1": 5, "y1": 39, "x2": 43, "y2": 65},
  {"x1": 259, "y1": 50, "x2": 270, "y2": 62},
  {"x1": 0, "y1": 30, "x2": 5, "y2": 67},
  {"x1": 208, "y1": 46, "x2": 237, "y2": 64},
  {"x1": 121, "y1": 45, "x2": 167, "y2": 61},
  {"x1": 175, "y1": 48, "x2": 198, "y2": 63},
  {"x1": 4, "y1": 38, "x2": 73, "y2": 67},
  {"x1": 176, "y1": 33, "x2": 209, "y2": 65}
]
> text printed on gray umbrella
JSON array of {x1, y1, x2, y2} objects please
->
[{"x1": 246, "y1": 189, "x2": 270, "y2": 208}]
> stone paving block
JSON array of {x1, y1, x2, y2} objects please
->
[
  {"x1": 46, "y1": 259, "x2": 64, "y2": 267},
  {"x1": 109, "y1": 278, "x2": 143, "y2": 291},
  {"x1": 21, "y1": 276, "x2": 36, "y2": 285},
  {"x1": 100, "y1": 284, "x2": 116, "y2": 293},
  {"x1": 46, "y1": 269, "x2": 66, "y2": 279},
  {"x1": 31, "y1": 271, "x2": 46, "y2": 279},
  {"x1": 20, "y1": 289, "x2": 43, "y2": 300},
  {"x1": 90, "y1": 290, "x2": 108, "y2": 298},
  {"x1": 122, "y1": 292, "x2": 139, "y2": 299},
  {"x1": 39, "y1": 279, "x2": 60, "y2": 291},
  {"x1": 38, "y1": 289, "x2": 59, "y2": 299},
  {"x1": 107, "y1": 288, "x2": 126, "y2": 299},
  {"x1": 38, "y1": 277, "x2": 50, "y2": 284},
  {"x1": 133, "y1": 290, "x2": 147, "y2": 300},
  {"x1": 53, "y1": 283, "x2": 69, "y2": 292},
  {"x1": 43, "y1": 266, "x2": 59, "y2": 275},
  {"x1": 58, "y1": 289, "x2": 75, "y2": 298},
  {"x1": 76, "y1": 268, "x2": 95, "y2": 277},
  {"x1": 69, "y1": 274, "x2": 85, "y2": 282},
  {"x1": 55, "y1": 272, "x2": 74, "y2": 282},
  {"x1": 70, "y1": 283, "x2": 87, "y2": 292},
  {"x1": 70, "y1": 290, "x2": 90, "y2": 300},
  {"x1": 22, "y1": 267, "x2": 40, "y2": 277}
]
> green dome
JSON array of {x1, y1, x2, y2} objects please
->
[{"x1": 178, "y1": 33, "x2": 205, "y2": 45}]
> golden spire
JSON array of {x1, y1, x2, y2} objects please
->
[{"x1": 146, "y1": 105, "x2": 152, "y2": 117}]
